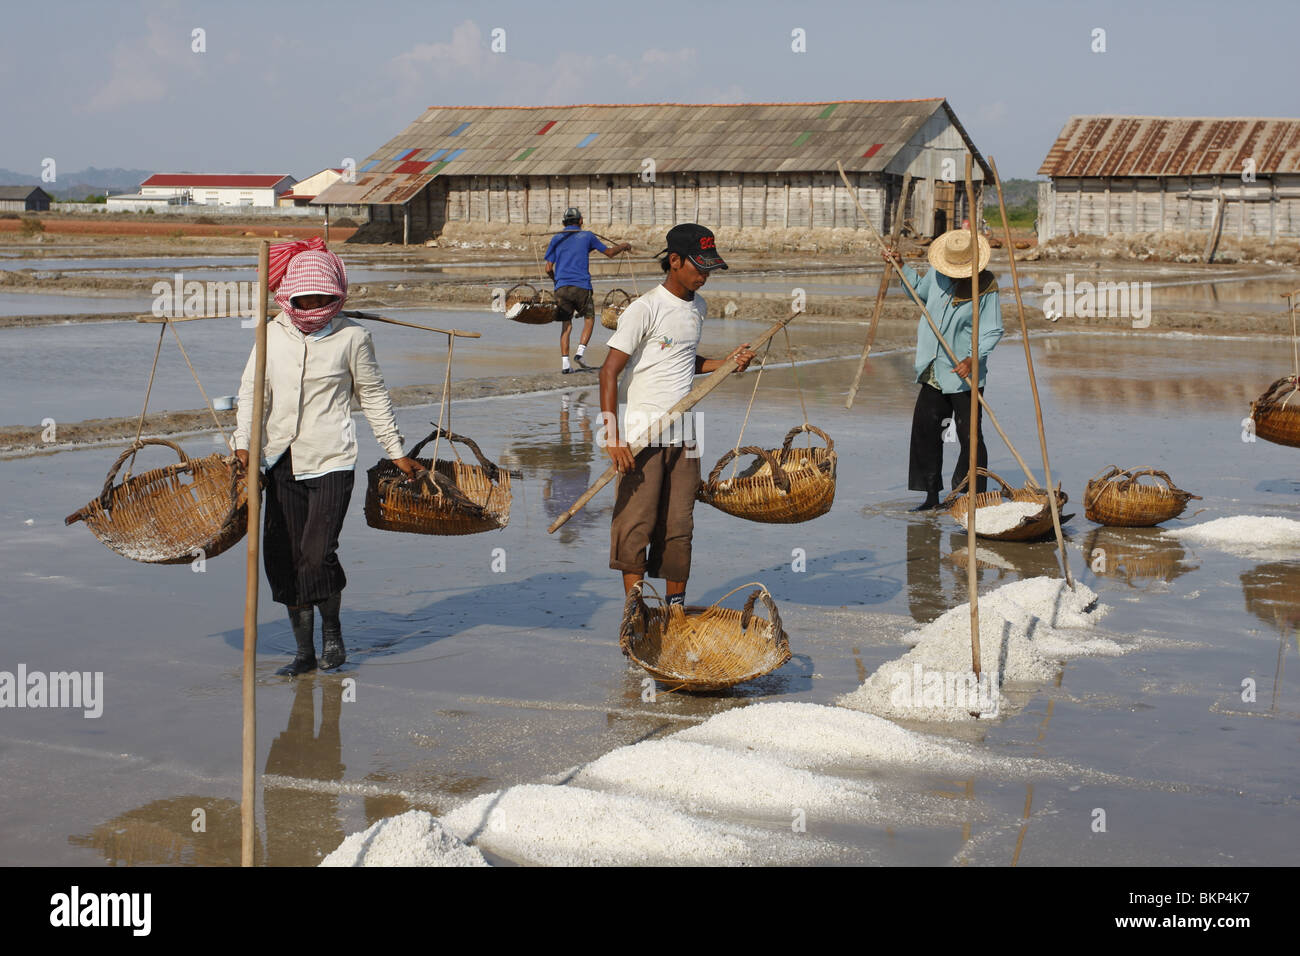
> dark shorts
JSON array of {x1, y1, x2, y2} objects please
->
[
  {"x1": 554, "y1": 285, "x2": 594, "y2": 322},
  {"x1": 610, "y1": 445, "x2": 700, "y2": 581}
]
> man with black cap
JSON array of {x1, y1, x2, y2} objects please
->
[
  {"x1": 545, "y1": 208, "x2": 631, "y2": 374},
  {"x1": 599, "y1": 223, "x2": 755, "y2": 605}
]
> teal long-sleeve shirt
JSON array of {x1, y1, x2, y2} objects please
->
[{"x1": 898, "y1": 262, "x2": 1003, "y2": 394}]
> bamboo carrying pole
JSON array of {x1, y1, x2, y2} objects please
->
[
  {"x1": 547, "y1": 309, "x2": 802, "y2": 533},
  {"x1": 137, "y1": 310, "x2": 480, "y2": 339},
  {"x1": 241, "y1": 241, "x2": 269, "y2": 866},
  {"x1": 963, "y1": 157, "x2": 982, "y2": 680},
  {"x1": 834, "y1": 163, "x2": 1041, "y2": 488},
  {"x1": 990, "y1": 157, "x2": 1073, "y2": 588},
  {"x1": 845, "y1": 173, "x2": 912, "y2": 409}
]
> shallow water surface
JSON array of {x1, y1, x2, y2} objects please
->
[{"x1": 0, "y1": 332, "x2": 1297, "y2": 865}]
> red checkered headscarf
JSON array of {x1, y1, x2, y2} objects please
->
[{"x1": 274, "y1": 247, "x2": 348, "y2": 334}]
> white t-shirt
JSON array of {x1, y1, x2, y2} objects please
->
[{"x1": 605, "y1": 283, "x2": 705, "y2": 445}]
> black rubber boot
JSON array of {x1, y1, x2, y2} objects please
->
[
  {"x1": 909, "y1": 496, "x2": 942, "y2": 512},
  {"x1": 276, "y1": 605, "x2": 317, "y2": 677},
  {"x1": 317, "y1": 593, "x2": 345, "y2": 670}
]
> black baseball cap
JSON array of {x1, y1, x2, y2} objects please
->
[
  {"x1": 658, "y1": 223, "x2": 728, "y2": 271},
  {"x1": 562, "y1": 207, "x2": 582, "y2": 223}
]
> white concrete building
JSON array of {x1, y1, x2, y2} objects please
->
[{"x1": 139, "y1": 174, "x2": 296, "y2": 207}]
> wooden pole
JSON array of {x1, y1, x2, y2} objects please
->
[
  {"x1": 241, "y1": 240, "x2": 269, "y2": 866},
  {"x1": 137, "y1": 310, "x2": 480, "y2": 339},
  {"x1": 835, "y1": 162, "x2": 1041, "y2": 488},
  {"x1": 845, "y1": 173, "x2": 912, "y2": 409},
  {"x1": 548, "y1": 309, "x2": 802, "y2": 533},
  {"x1": 990, "y1": 157, "x2": 1074, "y2": 588},
  {"x1": 963, "y1": 157, "x2": 981, "y2": 681}
]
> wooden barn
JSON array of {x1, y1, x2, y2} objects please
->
[
  {"x1": 1036, "y1": 115, "x2": 1300, "y2": 242},
  {"x1": 0, "y1": 186, "x2": 52, "y2": 212},
  {"x1": 313, "y1": 100, "x2": 991, "y2": 244}
]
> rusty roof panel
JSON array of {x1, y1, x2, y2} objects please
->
[{"x1": 1040, "y1": 115, "x2": 1300, "y2": 178}]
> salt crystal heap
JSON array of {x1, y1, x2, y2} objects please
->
[
  {"x1": 840, "y1": 576, "x2": 1121, "y2": 722},
  {"x1": 320, "y1": 810, "x2": 488, "y2": 867}
]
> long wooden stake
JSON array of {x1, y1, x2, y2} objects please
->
[
  {"x1": 990, "y1": 157, "x2": 1074, "y2": 588},
  {"x1": 845, "y1": 173, "x2": 912, "y2": 409},
  {"x1": 547, "y1": 309, "x2": 802, "y2": 533},
  {"x1": 241, "y1": 241, "x2": 269, "y2": 866},
  {"x1": 137, "y1": 310, "x2": 480, "y2": 339},
  {"x1": 835, "y1": 163, "x2": 1041, "y2": 488},
  {"x1": 963, "y1": 157, "x2": 982, "y2": 681}
]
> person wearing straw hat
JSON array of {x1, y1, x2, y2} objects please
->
[
  {"x1": 232, "y1": 247, "x2": 422, "y2": 677},
  {"x1": 600, "y1": 224, "x2": 754, "y2": 605},
  {"x1": 883, "y1": 228, "x2": 1003, "y2": 511},
  {"x1": 545, "y1": 208, "x2": 631, "y2": 374}
]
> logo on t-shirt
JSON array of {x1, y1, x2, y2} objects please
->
[{"x1": 656, "y1": 334, "x2": 674, "y2": 350}]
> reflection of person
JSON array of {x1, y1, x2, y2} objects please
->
[
  {"x1": 905, "y1": 520, "x2": 944, "y2": 624},
  {"x1": 599, "y1": 224, "x2": 754, "y2": 605},
  {"x1": 545, "y1": 207, "x2": 631, "y2": 374},
  {"x1": 543, "y1": 392, "x2": 596, "y2": 545},
  {"x1": 264, "y1": 677, "x2": 344, "y2": 865},
  {"x1": 233, "y1": 248, "x2": 422, "y2": 676},
  {"x1": 884, "y1": 230, "x2": 1003, "y2": 511}
]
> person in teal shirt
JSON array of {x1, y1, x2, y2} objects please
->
[{"x1": 884, "y1": 229, "x2": 1003, "y2": 511}]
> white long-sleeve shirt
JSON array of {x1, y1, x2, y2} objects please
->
[{"x1": 232, "y1": 313, "x2": 404, "y2": 478}]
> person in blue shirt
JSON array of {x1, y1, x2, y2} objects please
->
[
  {"x1": 545, "y1": 207, "x2": 631, "y2": 373},
  {"x1": 883, "y1": 229, "x2": 1003, "y2": 511}
]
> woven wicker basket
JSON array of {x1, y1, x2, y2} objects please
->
[
  {"x1": 364, "y1": 426, "x2": 512, "y2": 536},
  {"x1": 1250, "y1": 376, "x2": 1300, "y2": 448},
  {"x1": 697, "y1": 424, "x2": 837, "y2": 524},
  {"x1": 619, "y1": 581, "x2": 791, "y2": 692},
  {"x1": 503, "y1": 283, "x2": 555, "y2": 325},
  {"x1": 944, "y1": 467, "x2": 1069, "y2": 542},
  {"x1": 64, "y1": 438, "x2": 248, "y2": 564},
  {"x1": 1083, "y1": 465, "x2": 1200, "y2": 527},
  {"x1": 600, "y1": 288, "x2": 632, "y2": 331}
]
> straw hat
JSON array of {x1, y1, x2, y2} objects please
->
[{"x1": 927, "y1": 229, "x2": 991, "y2": 279}]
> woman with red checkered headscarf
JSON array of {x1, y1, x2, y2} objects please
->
[{"x1": 233, "y1": 246, "x2": 422, "y2": 676}]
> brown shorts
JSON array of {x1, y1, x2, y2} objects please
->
[
  {"x1": 609, "y1": 445, "x2": 701, "y2": 581},
  {"x1": 554, "y1": 285, "x2": 594, "y2": 322}
]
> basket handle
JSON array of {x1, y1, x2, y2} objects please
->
[
  {"x1": 709, "y1": 582, "x2": 787, "y2": 650},
  {"x1": 707, "y1": 445, "x2": 792, "y2": 494},
  {"x1": 947, "y1": 466, "x2": 1015, "y2": 501},
  {"x1": 408, "y1": 425, "x2": 512, "y2": 481},
  {"x1": 618, "y1": 580, "x2": 665, "y2": 650},
  {"x1": 505, "y1": 282, "x2": 537, "y2": 302},
  {"x1": 1252, "y1": 375, "x2": 1300, "y2": 411},
  {"x1": 602, "y1": 288, "x2": 632, "y2": 308},
  {"x1": 780, "y1": 423, "x2": 834, "y2": 455},
  {"x1": 65, "y1": 437, "x2": 198, "y2": 525},
  {"x1": 1083, "y1": 464, "x2": 1124, "y2": 509},
  {"x1": 1114, "y1": 467, "x2": 1201, "y2": 501}
]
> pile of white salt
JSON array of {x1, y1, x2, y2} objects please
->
[
  {"x1": 840, "y1": 576, "x2": 1121, "y2": 722},
  {"x1": 320, "y1": 810, "x2": 488, "y2": 867},
  {"x1": 953, "y1": 500, "x2": 1043, "y2": 536},
  {"x1": 1164, "y1": 515, "x2": 1300, "y2": 557}
]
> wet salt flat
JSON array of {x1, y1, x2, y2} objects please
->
[
  {"x1": 0, "y1": 291, "x2": 155, "y2": 316},
  {"x1": 0, "y1": 333, "x2": 1298, "y2": 865},
  {"x1": 0, "y1": 309, "x2": 861, "y2": 426}
]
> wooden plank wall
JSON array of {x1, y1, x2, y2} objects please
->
[
  {"x1": 1040, "y1": 175, "x2": 1300, "y2": 239},
  {"x1": 438, "y1": 171, "x2": 892, "y2": 233}
]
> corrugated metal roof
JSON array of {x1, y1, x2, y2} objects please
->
[
  {"x1": 1039, "y1": 115, "x2": 1300, "y2": 178},
  {"x1": 316, "y1": 99, "x2": 986, "y2": 205}
]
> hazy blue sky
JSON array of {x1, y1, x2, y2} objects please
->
[{"x1": 2, "y1": 0, "x2": 1296, "y2": 181}]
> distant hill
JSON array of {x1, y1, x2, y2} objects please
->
[{"x1": 0, "y1": 166, "x2": 154, "y2": 200}]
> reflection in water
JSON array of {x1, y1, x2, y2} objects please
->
[
  {"x1": 1240, "y1": 561, "x2": 1300, "y2": 713},
  {"x1": 1083, "y1": 527, "x2": 1196, "y2": 589},
  {"x1": 501, "y1": 391, "x2": 602, "y2": 545},
  {"x1": 906, "y1": 521, "x2": 944, "y2": 624},
  {"x1": 263, "y1": 676, "x2": 345, "y2": 866},
  {"x1": 69, "y1": 795, "x2": 252, "y2": 866}
]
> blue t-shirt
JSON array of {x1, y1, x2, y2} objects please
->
[{"x1": 544, "y1": 227, "x2": 606, "y2": 290}]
